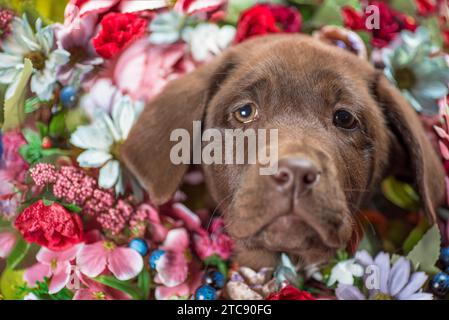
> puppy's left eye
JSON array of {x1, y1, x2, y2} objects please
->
[
  {"x1": 333, "y1": 109, "x2": 358, "y2": 130},
  {"x1": 233, "y1": 103, "x2": 258, "y2": 123}
]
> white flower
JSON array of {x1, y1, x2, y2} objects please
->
[
  {"x1": 0, "y1": 15, "x2": 69, "y2": 101},
  {"x1": 148, "y1": 11, "x2": 188, "y2": 45},
  {"x1": 327, "y1": 259, "x2": 364, "y2": 287},
  {"x1": 182, "y1": 23, "x2": 236, "y2": 62},
  {"x1": 70, "y1": 95, "x2": 143, "y2": 194}
]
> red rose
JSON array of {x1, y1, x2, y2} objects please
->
[
  {"x1": 235, "y1": 4, "x2": 301, "y2": 43},
  {"x1": 416, "y1": 0, "x2": 438, "y2": 16},
  {"x1": 266, "y1": 285, "x2": 316, "y2": 300},
  {"x1": 15, "y1": 200, "x2": 84, "y2": 251},
  {"x1": 342, "y1": 2, "x2": 417, "y2": 48},
  {"x1": 92, "y1": 12, "x2": 148, "y2": 59},
  {"x1": 342, "y1": 6, "x2": 365, "y2": 30}
]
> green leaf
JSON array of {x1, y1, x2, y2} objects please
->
[
  {"x1": 381, "y1": 176, "x2": 420, "y2": 211},
  {"x1": 22, "y1": 128, "x2": 42, "y2": 146},
  {"x1": 94, "y1": 276, "x2": 143, "y2": 300},
  {"x1": 36, "y1": 122, "x2": 49, "y2": 138},
  {"x1": 24, "y1": 97, "x2": 41, "y2": 114},
  {"x1": 390, "y1": 0, "x2": 417, "y2": 16},
  {"x1": 204, "y1": 255, "x2": 228, "y2": 278},
  {"x1": 403, "y1": 220, "x2": 430, "y2": 254},
  {"x1": 49, "y1": 112, "x2": 66, "y2": 138},
  {"x1": 407, "y1": 224, "x2": 441, "y2": 274},
  {"x1": 61, "y1": 203, "x2": 82, "y2": 213},
  {"x1": 42, "y1": 198, "x2": 55, "y2": 206},
  {"x1": 137, "y1": 269, "x2": 152, "y2": 300},
  {"x1": 2, "y1": 59, "x2": 33, "y2": 131},
  {"x1": 6, "y1": 236, "x2": 31, "y2": 270}
]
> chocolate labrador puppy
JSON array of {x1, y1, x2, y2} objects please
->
[{"x1": 121, "y1": 35, "x2": 445, "y2": 269}]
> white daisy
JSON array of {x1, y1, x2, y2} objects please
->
[
  {"x1": 0, "y1": 15, "x2": 69, "y2": 101},
  {"x1": 182, "y1": 23, "x2": 236, "y2": 62},
  {"x1": 70, "y1": 94, "x2": 143, "y2": 194},
  {"x1": 328, "y1": 259, "x2": 364, "y2": 287}
]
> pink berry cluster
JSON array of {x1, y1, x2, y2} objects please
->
[
  {"x1": 0, "y1": 7, "x2": 15, "y2": 40},
  {"x1": 29, "y1": 163, "x2": 152, "y2": 238}
]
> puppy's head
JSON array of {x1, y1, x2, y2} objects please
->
[{"x1": 122, "y1": 35, "x2": 445, "y2": 269}]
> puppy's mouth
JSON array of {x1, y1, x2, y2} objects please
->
[{"x1": 235, "y1": 209, "x2": 352, "y2": 258}]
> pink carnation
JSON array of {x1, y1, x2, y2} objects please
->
[
  {"x1": 194, "y1": 218, "x2": 233, "y2": 260},
  {"x1": 113, "y1": 39, "x2": 196, "y2": 103}
]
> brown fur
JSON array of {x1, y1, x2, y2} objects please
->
[{"x1": 121, "y1": 35, "x2": 445, "y2": 269}]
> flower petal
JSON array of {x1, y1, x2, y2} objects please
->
[
  {"x1": 48, "y1": 262, "x2": 71, "y2": 294},
  {"x1": 0, "y1": 231, "x2": 16, "y2": 258},
  {"x1": 335, "y1": 284, "x2": 365, "y2": 300},
  {"x1": 397, "y1": 272, "x2": 428, "y2": 300},
  {"x1": 36, "y1": 245, "x2": 81, "y2": 264},
  {"x1": 108, "y1": 247, "x2": 143, "y2": 281},
  {"x1": 155, "y1": 251, "x2": 188, "y2": 287},
  {"x1": 24, "y1": 263, "x2": 51, "y2": 287},
  {"x1": 70, "y1": 122, "x2": 113, "y2": 150},
  {"x1": 388, "y1": 257, "x2": 411, "y2": 297},
  {"x1": 77, "y1": 150, "x2": 112, "y2": 168},
  {"x1": 355, "y1": 250, "x2": 374, "y2": 267},
  {"x1": 98, "y1": 160, "x2": 120, "y2": 189},
  {"x1": 77, "y1": 242, "x2": 108, "y2": 278},
  {"x1": 162, "y1": 228, "x2": 189, "y2": 252},
  {"x1": 405, "y1": 292, "x2": 433, "y2": 300},
  {"x1": 374, "y1": 252, "x2": 390, "y2": 294}
]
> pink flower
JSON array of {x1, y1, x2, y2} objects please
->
[
  {"x1": 155, "y1": 261, "x2": 203, "y2": 300},
  {"x1": 77, "y1": 241, "x2": 143, "y2": 280},
  {"x1": 170, "y1": 203, "x2": 203, "y2": 233},
  {"x1": 154, "y1": 228, "x2": 190, "y2": 287},
  {"x1": 113, "y1": 39, "x2": 196, "y2": 102},
  {"x1": 73, "y1": 277, "x2": 131, "y2": 300},
  {"x1": 56, "y1": 13, "x2": 103, "y2": 85},
  {"x1": 65, "y1": 0, "x2": 225, "y2": 18},
  {"x1": 1, "y1": 130, "x2": 28, "y2": 182},
  {"x1": 194, "y1": 218, "x2": 233, "y2": 260},
  {"x1": 0, "y1": 231, "x2": 16, "y2": 258},
  {"x1": 24, "y1": 245, "x2": 81, "y2": 294}
]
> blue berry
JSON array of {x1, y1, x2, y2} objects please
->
[
  {"x1": 128, "y1": 239, "x2": 148, "y2": 256},
  {"x1": 203, "y1": 270, "x2": 225, "y2": 289},
  {"x1": 430, "y1": 272, "x2": 449, "y2": 297},
  {"x1": 59, "y1": 86, "x2": 78, "y2": 108},
  {"x1": 195, "y1": 285, "x2": 217, "y2": 300},
  {"x1": 440, "y1": 246, "x2": 449, "y2": 267},
  {"x1": 149, "y1": 250, "x2": 165, "y2": 269}
]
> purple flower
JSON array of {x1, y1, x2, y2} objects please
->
[{"x1": 336, "y1": 250, "x2": 433, "y2": 300}]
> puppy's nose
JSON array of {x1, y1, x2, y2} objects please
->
[{"x1": 272, "y1": 158, "x2": 320, "y2": 194}]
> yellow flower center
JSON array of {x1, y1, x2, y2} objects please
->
[
  {"x1": 394, "y1": 67, "x2": 416, "y2": 90},
  {"x1": 103, "y1": 241, "x2": 116, "y2": 250},
  {"x1": 92, "y1": 291, "x2": 106, "y2": 300},
  {"x1": 25, "y1": 51, "x2": 46, "y2": 71},
  {"x1": 372, "y1": 293, "x2": 393, "y2": 300},
  {"x1": 50, "y1": 258, "x2": 58, "y2": 270}
]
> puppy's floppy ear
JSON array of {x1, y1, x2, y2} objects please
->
[
  {"x1": 374, "y1": 73, "x2": 445, "y2": 222},
  {"x1": 121, "y1": 53, "x2": 236, "y2": 205}
]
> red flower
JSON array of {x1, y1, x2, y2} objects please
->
[
  {"x1": 15, "y1": 200, "x2": 84, "y2": 251},
  {"x1": 92, "y1": 12, "x2": 148, "y2": 59},
  {"x1": 235, "y1": 4, "x2": 301, "y2": 43},
  {"x1": 342, "y1": 2, "x2": 417, "y2": 48},
  {"x1": 416, "y1": 0, "x2": 438, "y2": 16},
  {"x1": 342, "y1": 6, "x2": 365, "y2": 30},
  {"x1": 266, "y1": 285, "x2": 316, "y2": 300}
]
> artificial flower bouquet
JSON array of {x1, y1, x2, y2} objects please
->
[{"x1": 0, "y1": 0, "x2": 449, "y2": 301}]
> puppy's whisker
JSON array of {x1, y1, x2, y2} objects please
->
[{"x1": 206, "y1": 193, "x2": 234, "y2": 231}]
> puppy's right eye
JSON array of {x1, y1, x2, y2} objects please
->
[{"x1": 233, "y1": 103, "x2": 258, "y2": 123}]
